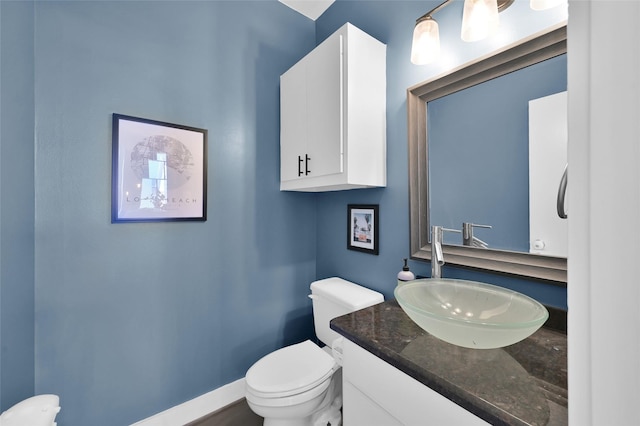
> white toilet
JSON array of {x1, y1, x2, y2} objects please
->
[
  {"x1": 0, "y1": 394, "x2": 60, "y2": 426},
  {"x1": 245, "y1": 277, "x2": 384, "y2": 426}
]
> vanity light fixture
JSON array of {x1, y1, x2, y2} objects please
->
[
  {"x1": 461, "y1": 0, "x2": 501, "y2": 42},
  {"x1": 410, "y1": 9, "x2": 445, "y2": 65},
  {"x1": 411, "y1": 0, "x2": 566, "y2": 65},
  {"x1": 411, "y1": 0, "x2": 513, "y2": 65}
]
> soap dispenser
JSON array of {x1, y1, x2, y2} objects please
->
[{"x1": 397, "y1": 258, "x2": 415, "y2": 286}]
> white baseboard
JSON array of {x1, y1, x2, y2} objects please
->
[{"x1": 131, "y1": 378, "x2": 246, "y2": 426}]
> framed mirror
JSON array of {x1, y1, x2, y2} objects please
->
[{"x1": 408, "y1": 25, "x2": 567, "y2": 283}]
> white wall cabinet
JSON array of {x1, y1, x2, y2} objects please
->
[
  {"x1": 342, "y1": 339, "x2": 489, "y2": 426},
  {"x1": 280, "y1": 23, "x2": 386, "y2": 192}
]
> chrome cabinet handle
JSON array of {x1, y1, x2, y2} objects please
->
[{"x1": 557, "y1": 163, "x2": 568, "y2": 219}]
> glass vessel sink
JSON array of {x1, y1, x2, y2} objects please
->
[{"x1": 394, "y1": 279, "x2": 549, "y2": 349}]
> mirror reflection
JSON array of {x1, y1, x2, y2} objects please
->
[
  {"x1": 408, "y1": 26, "x2": 567, "y2": 282},
  {"x1": 428, "y1": 53, "x2": 567, "y2": 257}
]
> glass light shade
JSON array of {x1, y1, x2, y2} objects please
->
[
  {"x1": 461, "y1": 0, "x2": 500, "y2": 42},
  {"x1": 530, "y1": 0, "x2": 567, "y2": 10},
  {"x1": 411, "y1": 17, "x2": 440, "y2": 65}
]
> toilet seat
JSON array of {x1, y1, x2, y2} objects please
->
[
  {"x1": 246, "y1": 340, "x2": 336, "y2": 399},
  {"x1": 246, "y1": 375, "x2": 332, "y2": 408}
]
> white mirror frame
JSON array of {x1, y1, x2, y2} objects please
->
[{"x1": 408, "y1": 25, "x2": 567, "y2": 283}]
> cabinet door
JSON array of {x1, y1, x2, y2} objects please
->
[
  {"x1": 280, "y1": 59, "x2": 307, "y2": 182},
  {"x1": 305, "y1": 33, "x2": 344, "y2": 179},
  {"x1": 343, "y1": 381, "x2": 402, "y2": 426},
  {"x1": 343, "y1": 340, "x2": 489, "y2": 426}
]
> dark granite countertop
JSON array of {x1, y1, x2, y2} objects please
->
[{"x1": 330, "y1": 300, "x2": 567, "y2": 426}]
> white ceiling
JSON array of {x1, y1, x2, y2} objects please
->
[{"x1": 279, "y1": 0, "x2": 335, "y2": 21}]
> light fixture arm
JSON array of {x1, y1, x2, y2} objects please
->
[{"x1": 416, "y1": 0, "x2": 453, "y2": 23}]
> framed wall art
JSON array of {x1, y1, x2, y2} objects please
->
[
  {"x1": 347, "y1": 204, "x2": 379, "y2": 255},
  {"x1": 112, "y1": 114, "x2": 207, "y2": 223}
]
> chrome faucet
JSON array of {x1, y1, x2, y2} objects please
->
[
  {"x1": 431, "y1": 226, "x2": 446, "y2": 279},
  {"x1": 462, "y1": 222, "x2": 492, "y2": 248}
]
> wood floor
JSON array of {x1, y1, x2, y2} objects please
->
[{"x1": 186, "y1": 399, "x2": 263, "y2": 426}]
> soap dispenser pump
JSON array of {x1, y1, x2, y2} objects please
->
[{"x1": 397, "y1": 258, "x2": 415, "y2": 286}]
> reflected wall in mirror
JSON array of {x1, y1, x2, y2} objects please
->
[
  {"x1": 408, "y1": 25, "x2": 567, "y2": 283},
  {"x1": 429, "y1": 54, "x2": 567, "y2": 254}
]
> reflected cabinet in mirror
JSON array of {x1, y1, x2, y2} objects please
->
[{"x1": 408, "y1": 25, "x2": 567, "y2": 283}]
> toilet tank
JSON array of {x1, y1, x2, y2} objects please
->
[{"x1": 310, "y1": 277, "x2": 384, "y2": 346}]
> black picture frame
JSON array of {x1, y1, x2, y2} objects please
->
[
  {"x1": 112, "y1": 113, "x2": 207, "y2": 223},
  {"x1": 347, "y1": 204, "x2": 379, "y2": 255}
]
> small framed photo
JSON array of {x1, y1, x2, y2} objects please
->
[
  {"x1": 111, "y1": 114, "x2": 207, "y2": 223},
  {"x1": 347, "y1": 204, "x2": 379, "y2": 255}
]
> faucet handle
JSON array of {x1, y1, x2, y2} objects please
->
[
  {"x1": 462, "y1": 223, "x2": 491, "y2": 236},
  {"x1": 431, "y1": 226, "x2": 460, "y2": 241},
  {"x1": 441, "y1": 227, "x2": 461, "y2": 233},
  {"x1": 463, "y1": 222, "x2": 492, "y2": 229}
]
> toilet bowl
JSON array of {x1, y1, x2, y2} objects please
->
[
  {"x1": 245, "y1": 277, "x2": 384, "y2": 426},
  {"x1": 245, "y1": 340, "x2": 340, "y2": 426},
  {"x1": 0, "y1": 394, "x2": 60, "y2": 426}
]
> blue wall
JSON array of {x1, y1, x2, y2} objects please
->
[
  {"x1": 30, "y1": 1, "x2": 317, "y2": 424},
  {"x1": 0, "y1": 0, "x2": 36, "y2": 411},
  {"x1": 314, "y1": 1, "x2": 568, "y2": 307},
  {"x1": 0, "y1": 0, "x2": 568, "y2": 424}
]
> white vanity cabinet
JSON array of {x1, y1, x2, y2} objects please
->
[
  {"x1": 342, "y1": 339, "x2": 489, "y2": 426},
  {"x1": 280, "y1": 23, "x2": 386, "y2": 192}
]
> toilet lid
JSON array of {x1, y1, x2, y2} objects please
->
[{"x1": 246, "y1": 340, "x2": 336, "y2": 398}]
